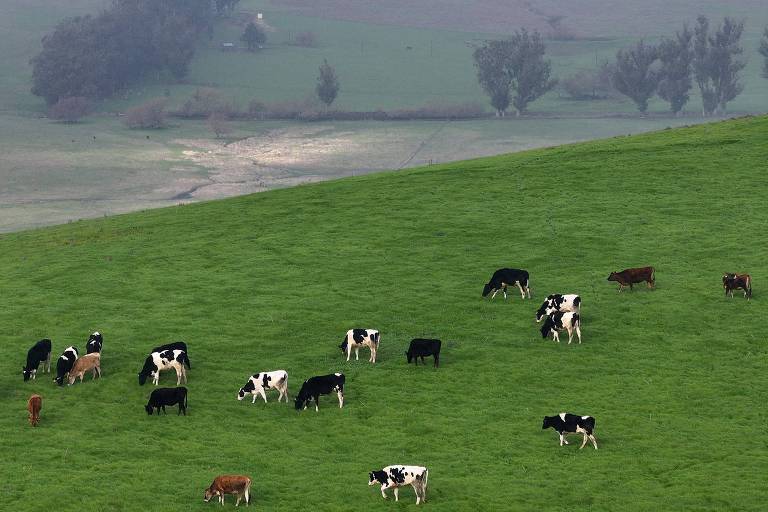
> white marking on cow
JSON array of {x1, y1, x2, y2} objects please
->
[{"x1": 559, "y1": 412, "x2": 566, "y2": 421}]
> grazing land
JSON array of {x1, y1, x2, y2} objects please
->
[{"x1": 1, "y1": 116, "x2": 766, "y2": 511}]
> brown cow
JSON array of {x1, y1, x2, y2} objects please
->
[
  {"x1": 723, "y1": 273, "x2": 752, "y2": 300},
  {"x1": 27, "y1": 395, "x2": 42, "y2": 427},
  {"x1": 203, "y1": 475, "x2": 252, "y2": 506},
  {"x1": 67, "y1": 353, "x2": 101, "y2": 385},
  {"x1": 607, "y1": 266, "x2": 655, "y2": 291}
]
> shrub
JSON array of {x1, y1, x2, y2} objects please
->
[
  {"x1": 208, "y1": 111, "x2": 232, "y2": 138},
  {"x1": 124, "y1": 99, "x2": 167, "y2": 129},
  {"x1": 48, "y1": 96, "x2": 90, "y2": 123},
  {"x1": 178, "y1": 88, "x2": 230, "y2": 118}
]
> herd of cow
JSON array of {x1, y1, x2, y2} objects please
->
[{"x1": 19, "y1": 266, "x2": 753, "y2": 506}]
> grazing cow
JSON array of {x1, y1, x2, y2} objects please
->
[
  {"x1": 67, "y1": 353, "x2": 101, "y2": 385},
  {"x1": 27, "y1": 395, "x2": 42, "y2": 427},
  {"x1": 54, "y1": 346, "x2": 79, "y2": 386},
  {"x1": 607, "y1": 266, "x2": 655, "y2": 291},
  {"x1": 405, "y1": 339, "x2": 441, "y2": 368},
  {"x1": 535, "y1": 294, "x2": 581, "y2": 322},
  {"x1": 540, "y1": 312, "x2": 582, "y2": 344},
  {"x1": 368, "y1": 465, "x2": 429, "y2": 505},
  {"x1": 145, "y1": 387, "x2": 188, "y2": 415},
  {"x1": 86, "y1": 331, "x2": 103, "y2": 354},
  {"x1": 138, "y1": 350, "x2": 189, "y2": 386},
  {"x1": 482, "y1": 268, "x2": 531, "y2": 300},
  {"x1": 542, "y1": 413, "x2": 598, "y2": 449},
  {"x1": 237, "y1": 370, "x2": 289, "y2": 403},
  {"x1": 723, "y1": 273, "x2": 752, "y2": 300},
  {"x1": 294, "y1": 373, "x2": 345, "y2": 411},
  {"x1": 23, "y1": 339, "x2": 52, "y2": 381},
  {"x1": 340, "y1": 329, "x2": 380, "y2": 363},
  {"x1": 203, "y1": 475, "x2": 252, "y2": 506},
  {"x1": 150, "y1": 342, "x2": 190, "y2": 368}
]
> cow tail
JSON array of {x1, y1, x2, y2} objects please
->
[
  {"x1": 374, "y1": 331, "x2": 380, "y2": 346},
  {"x1": 651, "y1": 267, "x2": 656, "y2": 285},
  {"x1": 182, "y1": 352, "x2": 191, "y2": 370},
  {"x1": 185, "y1": 388, "x2": 189, "y2": 410},
  {"x1": 747, "y1": 275, "x2": 752, "y2": 298}
]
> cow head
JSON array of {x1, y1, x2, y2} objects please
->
[
  {"x1": 23, "y1": 368, "x2": 33, "y2": 381},
  {"x1": 369, "y1": 470, "x2": 387, "y2": 485},
  {"x1": 145, "y1": 404, "x2": 154, "y2": 415},
  {"x1": 203, "y1": 488, "x2": 219, "y2": 502},
  {"x1": 607, "y1": 272, "x2": 617, "y2": 282},
  {"x1": 482, "y1": 283, "x2": 493, "y2": 297},
  {"x1": 542, "y1": 416, "x2": 556, "y2": 430},
  {"x1": 535, "y1": 302, "x2": 550, "y2": 322},
  {"x1": 405, "y1": 350, "x2": 412, "y2": 363},
  {"x1": 238, "y1": 378, "x2": 255, "y2": 400},
  {"x1": 540, "y1": 317, "x2": 555, "y2": 339},
  {"x1": 294, "y1": 386, "x2": 310, "y2": 410}
]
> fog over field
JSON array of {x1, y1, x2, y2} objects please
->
[{"x1": 0, "y1": 0, "x2": 766, "y2": 231}]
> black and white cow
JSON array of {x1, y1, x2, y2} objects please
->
[
  {"x1": 150, "y1": 342, "x2": 190, "y2": 368},
  {"x1": 340, "y1": 329, "x2": 380, "y2": 363},
  {"x1": 368, "y1": 465, "x2": 429, "y2": 505},
  {"x1": 482, "y1": 268, "x2": 531, "y2": 300},
  {"x1": 294, "y1": 373, "x2": 345, "y2": 411},
  {"x1": 535, "y1": 294, "x2": 581, "y2": 322},
  {"x1": 54, "y1": 346, "x2": 79, "y2": 386},
  {"x1": 86, "y1": 331, "x2": 103, "y2": 354},
  {"x1": 540, "y1": 311, "x2": 582, "y2": 344},
  {"x1": 542, "y1": 413, "x2": 598, "y2": 449},
  {"x1": 23, "y1": 339, "x2": 52, "y2": 381},
  {"x1": 405, "y1": 339, "x2": 441, "y2": 368},
  {"x1": 237, "y1": 370, "x2": 289, "y2": 403},
  {"x1": 138, "y1": 350, "x2": 190, "y2": 386},
  {"x1": 145, "y1": 387, "x2": 188, "y2": 415}
]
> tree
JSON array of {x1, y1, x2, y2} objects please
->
[
  {"x1": 125, "y1": 99, "x2": 166, "y2": 129},
  {"x1": 473, "y1": 30, "x2": 556, "y2": 116},
  {"x1": 612, "y1": 40, "x2": 659, "y2": 113},
  {"x1": 657, "y1": 25, "x2": 694, "y2": 115},
  {"x1": 208, "y1": 111, "x2": 232, "y2": 138},
  {"x1": 215, "y1": 0, "x2": 240, "y2": 15},
  {"x1": 241, "y1": 22, "x2": 266, "y2": 51},
  {"x1": 693, "y1": 16, "x2": 746, "y2": 116},
  {"x1": 759, "y1": 26, "x2": 768, "y2": 79},
  {"x1": 316, "y1": 59, "x2": 339, "y2": 109},
  {"x1": 48, "y1": 96, "x2": 90, "y2": 122}
]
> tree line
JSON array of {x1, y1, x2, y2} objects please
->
[
  {"x1": 31, "y1": 0, "x2": 221, "y2": 105},
  {"x1": 475, "y1": 16, "x2": 768, "y2": 117}
]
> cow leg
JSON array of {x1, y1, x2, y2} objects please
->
[
  {"x1": 355, "y1": 347, "x2": 360, "y2": 361},
  {"x1": 393, "y1": 487, "x2": 399, "y2": 502},
  {"x1": 260, "y1": 388, "x2": 268, "y2": 403},
  {"x1": 434, "y1": 353, "x2": 439, "y2": 368},
  {"x1": 235, "y1": 494, "x2": 241, "y2": 507},
  {"x1": 381, "y1": 484, "x2": 389, "y2": 499},
  {"x1": 490, "y1": 289, "x2": 498, "y2": 299},
  {"x1": 559, "y1": 433, "x2": 566, "y2": 446},
  {"x1": 337, "y1": 390, "x2": 344, "y2": 408},
  {"x1": 503, "y1": 285, "x2": 508, "y2": 299},
  {"x1": 618, "y1": 283, "x2": 623, "y2": 292},
  {"x1": 579, "y1": 433, "x2": 589, "y2": 449},
  {"x1": 251, "y1": 392, "x2": 257, "y2": 404},
  {"x1": 516, "y1": 282, "x2": 525, "y2": 299},
  {"x1": 567, "y1": 326, "x2": 573, "y2": 345},
  {"x1": 629, "y1": 282, "x2": 634, "y2": 291},
  {"x1": 314, "y1": 395, "x2": 320, "y2": 412},
  {"x1": 575, "y1": 323, "x2": 582, "y2": 344},
  {"x1": 553, "y1": 331, "x2": 560, "y2": 343}
]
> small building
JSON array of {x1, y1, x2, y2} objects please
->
[
  {"x1": 221, "y1": 42, "x2": 236, "y2": 51},
  {"x1": 257, "y1": 13, "x2": 263, "y2": 20}
]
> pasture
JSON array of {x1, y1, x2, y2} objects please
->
[{"x1": 1, "y1": 116, "x2": 766, "y2": 511}]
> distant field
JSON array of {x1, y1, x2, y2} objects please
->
[{"x1": 1, "y1": 116, "x2": 766, "y2": 511}]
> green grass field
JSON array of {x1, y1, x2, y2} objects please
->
[{"x1": 1, "y1": 116, "x2": 766, "y2": 511}]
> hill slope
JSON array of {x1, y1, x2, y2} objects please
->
[{"x1": 1, "y1": 116, "x2": 767, "y2": 511}]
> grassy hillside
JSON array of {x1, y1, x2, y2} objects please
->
[{"x1": 1, "y1": 117, "x2": 767, "y2": 511}]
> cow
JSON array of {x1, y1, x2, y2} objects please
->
[
  {"x1": 203, "y1": 475, "x2": 252, "y2": 506},
  {"x1": 368, "y1": 465, "x2": 429, "y2": 505},
  {"x1": 150, "y1": 342, "x2": 190, "y2": 368},
  {"x1": 27, "y1": 395, "x2": 42, "y2": 427},
  {"x1": 145, "y1": 387, "x2": 188, "y2": 415},
  {"x1": 542, "y1": 413, "x2": 598, "y2": 449},
  {"x1": 482, "y1": 268, "x2": 531, "y2": 300},
  {"x1": 67, "y1": 353, "x2": 101, "y2": 385},
  {"x1": 540, "y1": 312, "x2": 581, "y2": 344},
  {"x1": 54, "y1": 346, "x2": 79, "y2": 386},
  {"x1": 340, "y1": 329, "x2": 380, "y2": 363},
  {"x1": 138, "y1": 350, "x2": 189, "y2": 386},
  {"x1": 294, "y1": 373, "x2": 345, "y2": 411},
  {"x1": 535, "y1": 294, "x2": 581, "y2": 322},
  {"x1": 607, "y1": 266, "x2": 655, "y2": 291},
  {"x1": 23, "y1": 339, "x2": 52, "y2": 381},
  {"x1": 237, "y1": 371, "x2": 289, "y2": 404},
  {"x1": 405, "y1": 339, "x2": 441, "y2": 368},
  {"x1": 86, "y1": 331, "x2": 103, "y2": 354},
  {"x1": 723, "y1": 273, "x2": 752, "y2": 300}
]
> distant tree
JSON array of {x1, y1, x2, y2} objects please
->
[
  {"x1": 316, "y1": 59, "x2": 340, "y2": 108},
  {"x1": 179, "y1": 88, "x2": 225, "y2": 118},
  {"x1": 759, "y1": 27, "x2": 768, "y2": 78},
  {"x1": 612, "y1": 40, "x2": 659, "y2": 113},
  {"x1": 657, "y1": 25, "x2": 694, "y2": 115},
  {"x1": 215, "y1": 0, "x2": 240, "y2": 16},
  {"x1": 208, "y1": 111, "x2": 232, "y2": 138},
  {"x1": 48, "y1": 96, "x2": 90, "y2": 123},
  {"x1": 693, "y1": 16, "x2": 746, "y2": 116},
  {"x1": 473, "y1": 30, "x2": 556, "y2": 116},
  {"x1": 560, "y1": 61, "x2": 615, "y2": 100},
  {"x1": 241, "y1": 22, "x2": 266, "y2": 51},
  {"x1": 125, "y1": 99, "x2": 166, "y2": 129}
]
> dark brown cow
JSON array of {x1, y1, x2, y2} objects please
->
[
  {"x1": 723, "y1": 273, "x2": 752, "y2": 300},
  {"x1": 203, "y1": 475, "x2": 252, "y2": 506},
  {"x1": 607, "y1": 266, "x2": 655, "y2": 291},
  {"x1": 27, "y1": 394, "x2": 42, "y2": 427}
]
